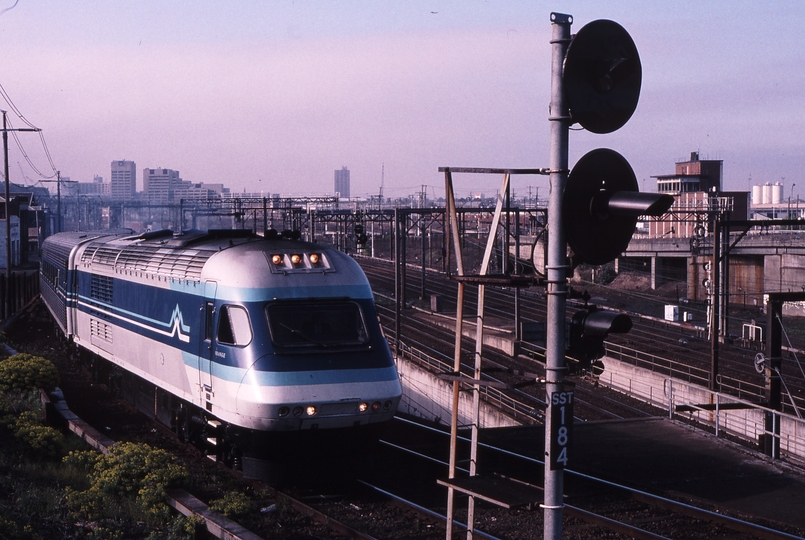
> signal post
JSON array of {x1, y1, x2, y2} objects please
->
[
  {"x1": 543, "y1": 12, "x2": 672, "y2": 540},
  {"x1": 543, "y1": 13, "x2": 572, "y2": 539}
]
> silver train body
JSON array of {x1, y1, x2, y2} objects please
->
[{"x1": 40, "y1": 229, "x2": 402, "y2": 481}]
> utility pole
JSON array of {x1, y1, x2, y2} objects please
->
[
  {"x1": 2, "y1": 110, "x2": 41, "y2": 319},
  {"x1": 56, "y1": 170, "x2": 61, "y2": 233}
]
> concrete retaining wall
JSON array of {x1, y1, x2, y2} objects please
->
[{"x1": 395, "y1": 357, "x2": 520, "y2": 429}]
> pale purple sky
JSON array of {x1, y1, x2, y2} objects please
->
[{"x1": 1, "y1": 1, "x2": 803, "y2": 200}]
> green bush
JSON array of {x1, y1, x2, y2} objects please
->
[
  {"x1": 0, "y1": 353, "x2": 60, "y2": 393},
  {"x1": 62, "y1": 448, "x2": 101, "y2": 472},
  {"x1": 594, "y1": 265, "x2": 618, "y2": 285},
  {"x1": 65, "y1": 442, "x2": 188, "y2": 523},
  {"x1": 14, "y1": 421, "x2": 65, "y2": 460},
  {"x1": 147, "y1": 515, "x2": 207, "y2": 540},
  {"x1": 0, "y1": 409, "x2": 65, "y2": 460},
  {"x1": 0, "y1": 515, "x2": 23, "y2": 540},
  {"x1": 0, "y1": 388, "x2": 43, "y2": 416},
  {"x1": 209, "y1": 490, "x2": 255, "y2": 518}
]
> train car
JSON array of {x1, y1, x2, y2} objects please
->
[{"x1": 40, "y1": 228, "x2": 402, "y2": 482}]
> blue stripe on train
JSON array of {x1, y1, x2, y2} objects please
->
[{"x1": 182, "y1": 351, "x2": 399, "y2": 386}]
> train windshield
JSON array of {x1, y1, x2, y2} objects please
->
[{"x1": 265, "y1": 300, "x2": 370, "y2": 349}]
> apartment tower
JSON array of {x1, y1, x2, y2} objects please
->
[{"x1": 110, "y1": 160, "x2": 137, "y2": 200}]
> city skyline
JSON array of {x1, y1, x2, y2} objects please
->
[{"x1": 1, "y1": 1, "x2": 804, "y2": 201}]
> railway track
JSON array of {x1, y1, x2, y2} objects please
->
[
  {"x1": 365, "y1": 416, "x2": 805, "y2": 540},
  {"x1": 356, "y1": 255, "x2": 805, "y2": 415},
  {"x1": 375, "y1": 294, "x2": 657, "y2": 423}
]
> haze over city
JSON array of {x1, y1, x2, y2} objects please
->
[{"x1": 1, "y1": 1, "x2": 803, "y2": 200}]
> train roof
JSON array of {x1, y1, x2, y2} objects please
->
[{"x1": 44, "y1": 229, "x2": 361, "y2": 287}]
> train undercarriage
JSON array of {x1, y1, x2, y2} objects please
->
[{"x1": 74, "y1": 346, "x2": 385, "y2": 485}]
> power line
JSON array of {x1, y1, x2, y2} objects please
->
[
  {"x1": 0, "y1": 82, "x2": 37, "y2": 129},
  {"x1": 0, "y1": 84, "x2": 58, "y2": 179}
]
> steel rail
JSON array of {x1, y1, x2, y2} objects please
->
[
  {"x1": 379, "y1": 295, "x2": 660, "y2": 423},
  {"x1": 387, "y1": 417, "x2": 805, "y2": 540},
  {"x1": 357, "y1": 481, "x2": 501, "y2": 540}
]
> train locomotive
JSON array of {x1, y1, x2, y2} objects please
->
[{"x1": 40, "y1": 228, "x2": 402, "y2": 482}]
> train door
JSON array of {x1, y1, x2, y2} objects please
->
[
  {"x1": 199, "y1": 281, "x2": 217, "y2": 403},
  {"x1": 65, "y1": 255, "x2": 79, "y2": 337}
]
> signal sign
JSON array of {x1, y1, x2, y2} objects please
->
[{"x1": 549, "y1": 391, "x2": 574, "y2": 470}]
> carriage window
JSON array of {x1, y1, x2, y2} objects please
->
[
  {"x1": 266, "y1": 301, "x2": 369, "y2": 348},
  {"x1": 217, "y1": 305, "x2": 252, "y2": 346}
]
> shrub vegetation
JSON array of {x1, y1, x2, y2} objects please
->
[{"x1": 0, "y1": 352, "x2": 204, "y2": 538}]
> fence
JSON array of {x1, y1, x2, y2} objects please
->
[
  {"x1": 668, "y1": 381, "x2": 805, "y2": 466},
  {"x1": 598, "y1": 356, "x2": 805, "y2": 467}
]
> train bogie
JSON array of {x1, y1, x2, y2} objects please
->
[{"x1": 40, "y1": 229, "x2": 402, "y2": 482}]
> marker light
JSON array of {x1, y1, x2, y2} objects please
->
[
  {"x1": 371, "y1": 401, "x2": 381, "y2": 412},
  {"x1": 305, "y1": 405, "x2": 317, "y2": 416},
  {"x1": 291, "y1": 254, "x2": 302, "y2": 265},
  {"x1": 309, "y1": 253, "x2": 320, "y2": 265},
  {"x1": 278, "y1": 406, "x2": 290, "y2": 417},
  {"x1": 292, "y1": 406, "x2": 303, "y2": 416},
  {"x1": 271, "y1": 254, "x2": 283, "y2": 265}
]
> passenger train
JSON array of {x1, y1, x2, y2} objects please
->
[{"x1": 40, "y1": 228, "x2": 402, "y2": 482}]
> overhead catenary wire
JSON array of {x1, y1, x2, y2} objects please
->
[
  {"x1": 776, "y1": 313, "x2": 805, "y2": 381},
  {"x1": 0, "y1": 82, "x2": 58, "y2": 180},
  {"x1": 0, "y1": 82, "x2": 36, "y2": 128},
  {"x1": 5, "y1": 115, "x2": 56, "y2": 179}
]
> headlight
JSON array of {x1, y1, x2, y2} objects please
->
[
  {"x1": 305, "y1": 405, "x2": 317, "y2": 416},
  {"x1": 358, "y1": 402, "x2": 369, "y2": 413}
]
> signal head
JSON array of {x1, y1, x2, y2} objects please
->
[
  {"x1": 563, "y1": 19, "x2": 642, "y2": 134},
  {"x1": 563, "y1": 148, "x2": 674, "y2": 265}
]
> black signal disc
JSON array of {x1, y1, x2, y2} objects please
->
[
  {"x1": 564, "y1": 19, "x2": 642, "y2": 134},
  {"x1": 563, "y1": 148, "x2": 638, "y2": 265}
]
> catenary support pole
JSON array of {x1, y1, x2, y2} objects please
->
[
  {"x1": 444, "y1": 169, "x2": 466, "y2": 540},
  {"x1": 544, "y1": 12, "x2": 572, "y2": 540},
  {"x1": 3, "y1": 111, "x2": 9, "y2": 320}
]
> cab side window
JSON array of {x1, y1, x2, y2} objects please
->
[{"x1": 217, "y1": 305, "x2": 253, "y2": 346}]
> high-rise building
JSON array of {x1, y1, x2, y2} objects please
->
[
  {"x1": 143, "y1": 168, "x2": 183, "y2": 202},
  {"x1": 111, "y1": 160, "x2": 137, "y2": 200},
  {"x1": 334, "y1": 166, "x2": 350, "y2": 199}
]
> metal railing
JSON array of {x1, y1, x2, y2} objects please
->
[
  {"x1": 605, "y1": 341, "x2": 711, "y2": 387},
  {"x1": 666, "y1": 379, "x2": 805, "y2": 467}
]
